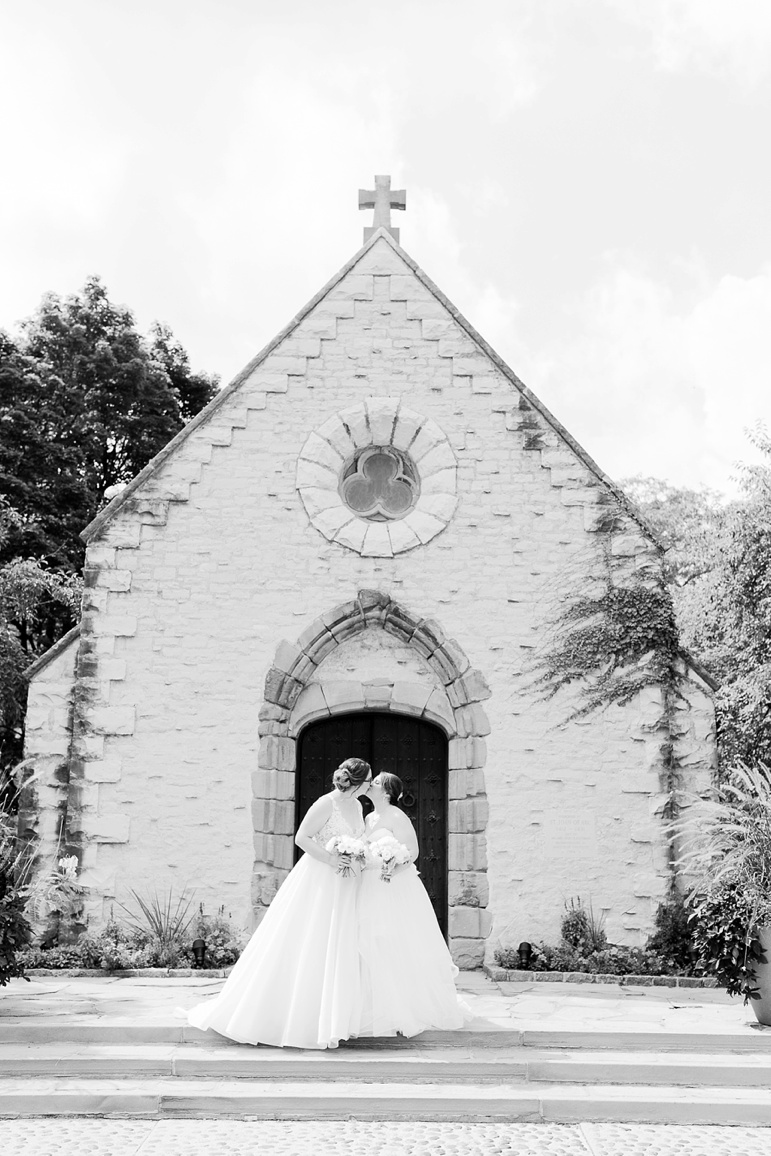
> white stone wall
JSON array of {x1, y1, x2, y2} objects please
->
[
  {"x1": 308, "y1": 631, "x2": 434, "y2": 685},
  {"x1": 19, "y1": 630, "x2": 78, "y2": 916},
  {"x1": 54, "y1": 233, "x2": 715, "y2": 957}
]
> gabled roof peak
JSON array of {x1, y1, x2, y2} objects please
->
[{"x1": 81, "y1": 226, "x2": 659, "y2": 549}]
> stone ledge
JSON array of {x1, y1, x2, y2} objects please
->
[
  {"x1": 484, "y1": 964, "x2": 719, "y2": 988},
  {"x1": 22, "y1": 967, "x2": 232, "y2": 978}
]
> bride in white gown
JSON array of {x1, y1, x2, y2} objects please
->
[
  {"x1": 187, "y1": 758, "x2": 372, "y2": 1050},
  {"x1": 356, "y1": 772, "x2": 465, "y2": 1037}
]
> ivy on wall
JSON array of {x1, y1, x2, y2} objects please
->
[
  {"x1": 533, "y1": 562, "x2": 681, "y2": 719},
  {"x1": 533, "y1": 532, "x2": 687, "y2": 888}
]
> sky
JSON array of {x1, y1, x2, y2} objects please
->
[{"x1": 2, "y1": 0, "x2": 770, "y2": 496}]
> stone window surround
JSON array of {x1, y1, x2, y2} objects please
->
[
  {"x1": 296, "y1": 397, "x2": 458, "y2": 557},
  {"x1": 254, "y1": 589, "x2": 492, "y2": 969}
]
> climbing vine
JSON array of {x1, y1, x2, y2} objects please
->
[
  {"x1": 534, "y1": 563, "x2": 681, "y2": 719},
  {"x1": 534, "y1": 536, "x2": 686, "y2": 889}
]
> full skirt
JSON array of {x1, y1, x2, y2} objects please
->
[
  {"x1": 356, "y1": 863, "x2": 465, "y2": 1037},
  {"x1": 187, "y1": 854, "x2": 361, "y2": 1049}
]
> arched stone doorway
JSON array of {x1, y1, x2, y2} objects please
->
[
  {"x1": 253, "y1": 589, "x2": 492, "y2": 967},
  {"x1": 297, "y1": 711, "x2": 449, "y2": 933}
]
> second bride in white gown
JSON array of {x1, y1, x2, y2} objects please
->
[{"x1": 356, "y1": 772, "x2": 465, "y2": 1038}]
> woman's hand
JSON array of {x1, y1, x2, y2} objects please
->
[{"x1": 328, "y1": 851, "x2": 364, "y2": 877}]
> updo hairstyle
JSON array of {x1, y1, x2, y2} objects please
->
[
  {"x1": 332, "y1": 757, "x2": 372, "y2": 792},
  {"x1": 378, "y1": 772, "x2": 404, "y2": 805}
]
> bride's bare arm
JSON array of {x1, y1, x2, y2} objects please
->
[
  {"x1": 295, "y1": 797, "x2": 337, "y2": 866},
  {"x1": 391, "y1": 811, "x2": 419, "y2": 865}
]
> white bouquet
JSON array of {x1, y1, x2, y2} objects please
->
[
  {"x1": 326, "y1": 835, "x2": 367, "y2": 878},
  {"x1": 368, "y1": 835, "x2": 411, "y2": 883}
]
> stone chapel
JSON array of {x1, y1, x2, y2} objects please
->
[{"x1": 21, "y1": 178, "x2": 716, "y2": 967}]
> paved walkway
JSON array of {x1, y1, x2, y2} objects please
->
[
  {"x1": 0, "y1": 1118, "x2": 769, "y2": 1155},
  {"x1": 0, "y1": 969, "x2": 761, "y2": 1039}
]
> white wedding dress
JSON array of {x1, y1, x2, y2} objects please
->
[
  {"x1": 187, "y1": 795, "x2": 364, "y2": 1049},
  {"x1": 355, "y1": 827, "x2": 465, "y2": 1037}
]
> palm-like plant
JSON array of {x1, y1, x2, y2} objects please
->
[
  {"x1": 0, "y1": 791, "x2": 32, "y2": 984},
  {"x1": 116, "y1": 887, "x2": 196, "y2": 967},
  {"x1": 674, "y1": 764, "x2": 771, "y2": 910},
  {"x1": 671, "y1": 763, "x2": 771, "y2": 1001}
]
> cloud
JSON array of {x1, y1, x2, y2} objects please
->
[
  {"x1": 171, "y1": 58, "x2": 404, "y2": 382},
  {"x1": 469, "y1": 27, "x2": 545, "y2": 116},
  {"x1": 519, "y1": 255, "x2": 771, "y2": 492},
  {"x1": 613, "y1": 0, "x2": 771, "y2": 88},
  {"x1": 406, "y1": 185, "x2": 524, "y2": 358}
]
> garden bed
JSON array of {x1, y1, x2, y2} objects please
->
[{"x1": 485, "y1": 965, "x2": 718, "y2": 988}]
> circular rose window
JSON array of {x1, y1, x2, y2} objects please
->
[
  {"x1": 340, "y1": 446, "x2": 419, "y2": 521},
  {"x1": 296, "y1": 397, "x2": 458, "y2": 556}
]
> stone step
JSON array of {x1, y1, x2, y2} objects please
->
[
  {"x1": 3, "y1": 1043, "x2": 771, "y2": 1088},
  {"x1": 2, "y1": 1018, "x2": 770, "y2": 1052},
  {"x1": 1, "y1": 1076, "x2": 771, "y2": 1124}
]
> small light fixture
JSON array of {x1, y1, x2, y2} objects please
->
[
  {"x1": 517, "y1": 941, "x2": 533, "y2": 970},
  {"x1": 192, "y1": 938, "x2": 207, "y2": 968}
]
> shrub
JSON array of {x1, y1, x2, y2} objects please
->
[
  {"x1": 493, "y1": 946, "x2": 525, "y2": 970},
  {"x1": 191, "y1": 905, "x2": 244, "y2": 968},
  {"x1": 532, "y1": 942, "x2": 673, "y2": 976},
  {"x1": 25, "y1": 855, "x2": 84, "y2": 926},
  {"x1": 688, "y1": 882, "x2": 766, "y2": 1002},
  {"x1": 494, "y1": 895, "x2": 689, "y2": 978},
  {"x1": 0, "y1": 804, "x2": 32, "y2": 985},
  {"x1": 0, "y1": 891, "x2": 32, "y2": 985},
  {"x1": 80, "y1": 916, "x2": 152, "y2": 970},
  {"x1": 646, "y1": 894, "x2": 696, "y2": 972},
  {"x1": 561, "y1": 898, "x2": 607, "y2": 953},
  {"x1": 531, "y1": 942, "x2": 584, "y2": 973},
  {"x1": 19, "y1": 943, "x2": 86, "y2": 969},
  {"x1": 493, "y1": 940, "x2": 676, "y2": 977}
]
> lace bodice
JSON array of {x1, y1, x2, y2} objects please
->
[{"x1": 312, "y1": 795, "x2": 365, "y2": 847}]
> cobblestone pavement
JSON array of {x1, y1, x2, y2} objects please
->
[{"x1": 0, "y1": 1120, "x2": 769, "y2": 1155}]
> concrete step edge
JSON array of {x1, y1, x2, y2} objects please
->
[
  {"x1": 1, "y1": 1076, "x2": 771, "y2": 1098},
  {"x1": 3, "y1": 1044, "x2": 771, "y2": 1069},
  {"x1": 1, "y1": 1079, "x2": 771, "y2": 1125},
  {"x1": 3, "y1": 1042, "x2": 770, "y2": 1060},
  {"x1": 2, "y1": 1062, "x2": 770, "y2": 1088},
  {"x1": 3, "y1": 1024, "x2": 769, "y2": 1052}
]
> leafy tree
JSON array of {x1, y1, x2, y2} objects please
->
[
  {"x1": 0, "y1": 278, "x2": 218, "y2": 570},
  {"x1": 0, "y1": 332, "x2": 88, "y2": 570},
  {"x1": 714, "y1": 431, "x2": 771, "y2": 768},
  {"x1": 622, "y1": 476, "x2": 732, "y2": 587},
  {"x1": 0, "y1": 278, "x2": 218, "y2": 771},
  {"x1": 148, "y1": 322, "x2": 216, "y2": 424},
  {"x1": 623, "y1": 431, "x2": 771, "y2": 770},
  {"x1": 0, "y1": 502, "x2": 81, "y2": 770}
]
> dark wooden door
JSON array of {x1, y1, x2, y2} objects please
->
[{"x1": 296, "y1": 712, "x2": 448, "y2": 934}]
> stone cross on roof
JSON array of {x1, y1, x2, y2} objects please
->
[{"x1": 358, "y1": 174, "x2": 406, "y2": 243}]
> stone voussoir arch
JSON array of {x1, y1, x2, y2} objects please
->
[{"x1": 252, "y1": 589, "x2": 492, "y2": 967}]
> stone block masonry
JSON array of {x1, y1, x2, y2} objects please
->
[
  {"x1": 24, "y1": 230, "x2": 716, "y2": 964},
  {"x1": 18, "y1": 628, "x2": 80, "y2": 937}
]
